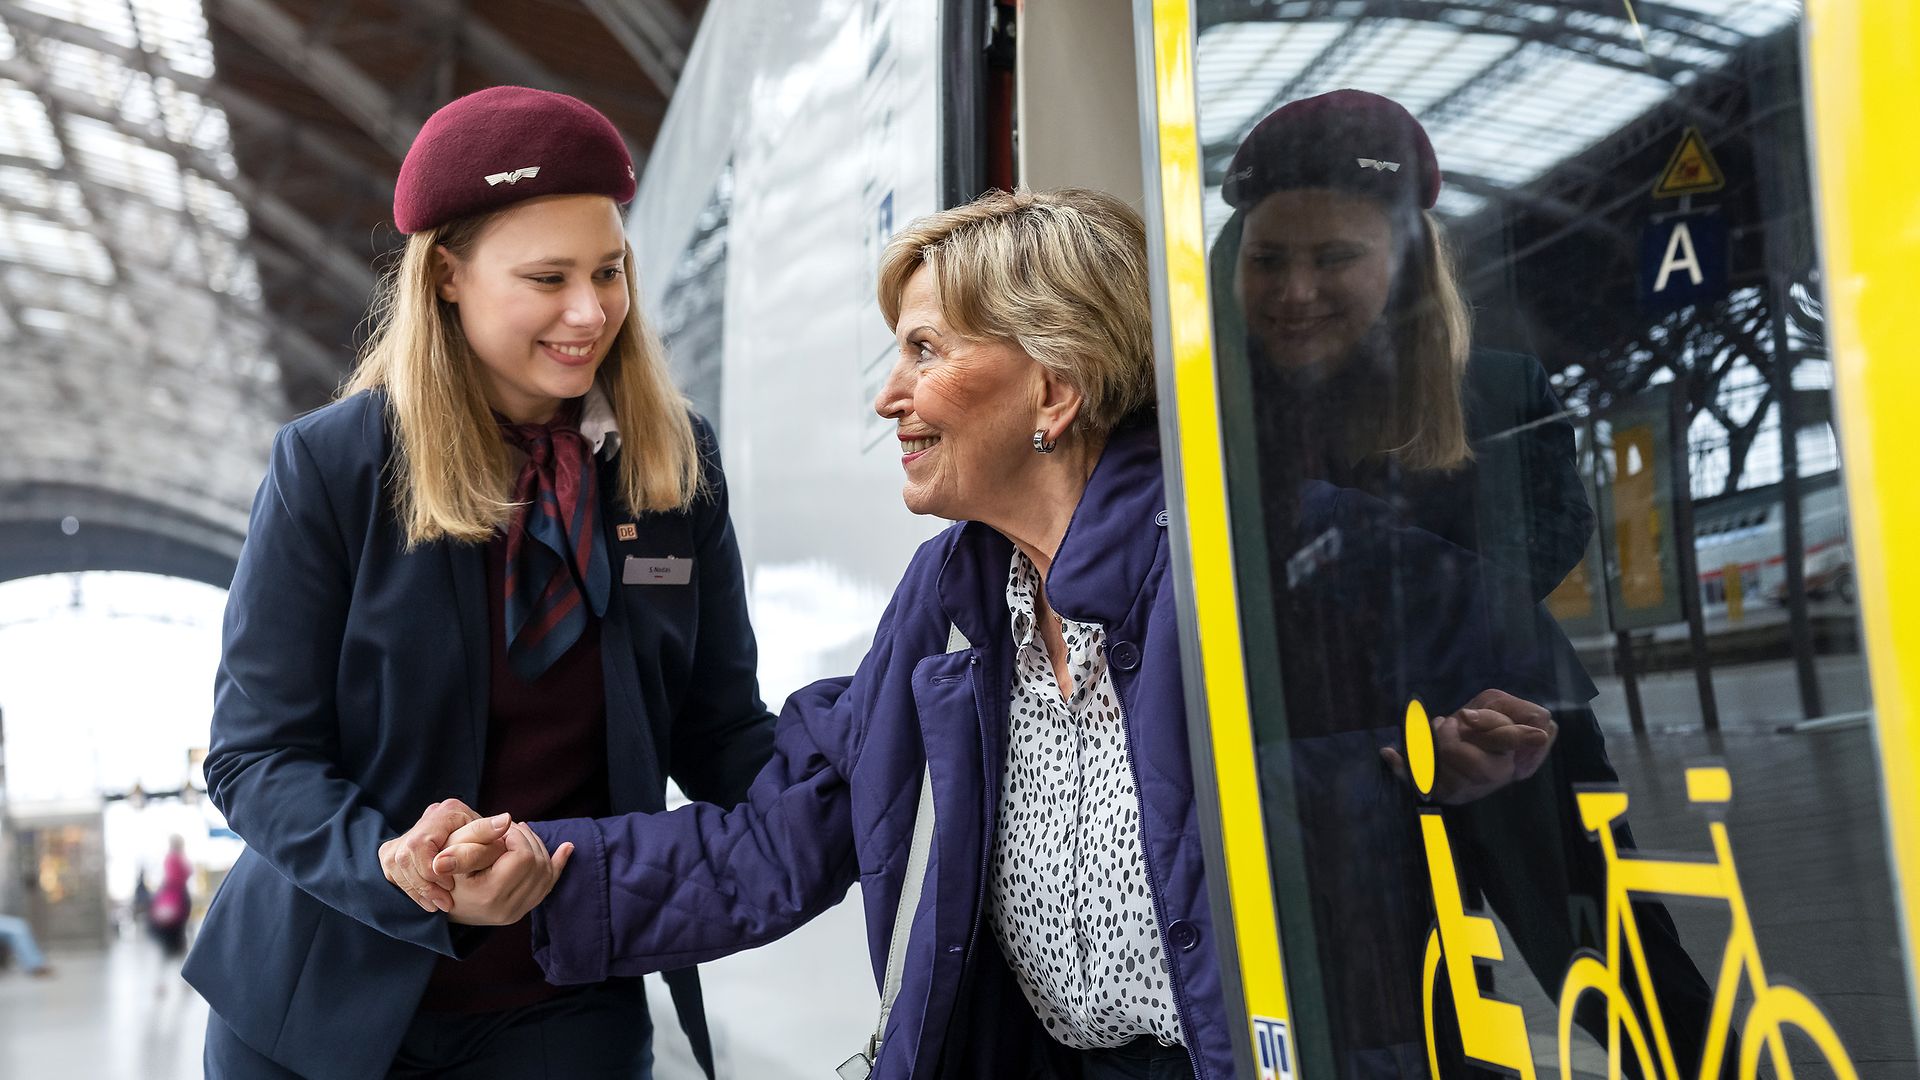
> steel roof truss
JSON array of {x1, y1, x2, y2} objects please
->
[{"x1": 204, "y1": 0, "x2": 420, "y2": 158}]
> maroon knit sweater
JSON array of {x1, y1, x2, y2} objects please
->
[{"x1": 419, "y1": 534, "x2": 611, "y2": 1013}]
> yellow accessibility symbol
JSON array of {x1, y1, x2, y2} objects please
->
[{"x1": 1653, "y1": 127, "x2": 1725, "y2": 198}]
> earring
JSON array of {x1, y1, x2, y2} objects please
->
[{"x1": 1032, "y1": 429, "x2": 1057, "y2": 454}]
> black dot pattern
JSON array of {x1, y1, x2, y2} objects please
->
[{"x1": 988, "y1": 550, "x2": 1184, "y2": 1050}]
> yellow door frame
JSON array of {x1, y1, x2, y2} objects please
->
[
  {"x1": 1137, "y1": 0, "x2": 1298, "y2": 1075},
  {"x1": 1805, "y1": 0, "x2": 1920, "y2": 1035}
]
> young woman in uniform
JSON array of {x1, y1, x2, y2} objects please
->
[{"x1": 185, "y1": 86, "x2": 774, "y2": 1080}]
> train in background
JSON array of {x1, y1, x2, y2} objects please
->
[{"x1": 1694, "y1": 471, "x2": 1853, "y2": 615}]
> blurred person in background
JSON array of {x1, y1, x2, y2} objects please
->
[
  {"x1": 149, "y1": 834, "x2": 192, "y2": 968},
  {"x1": 0, "y1": 907, "x2": 53, "y2": 978}
]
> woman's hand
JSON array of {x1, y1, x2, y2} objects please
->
[
  {"x1": 1382, "y1": 689, "x2": 1557, "y2": 804},
  {"x1": 443, "y1": 822, "x2": 575, "y2": 926},
  {"x1": 379, "y1": 800, "x2": 508, "y2": 913},
  {"x1": 1455, "y1": 688, "x2": 1556, "y2": 784},
  {"x1": 431, "y1": 812, "x2": 514, "y2": 878}
]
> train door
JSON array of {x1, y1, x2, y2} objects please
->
[{"x1": 1135, "y1": 1, "x2": 1920, "y2": 1077}]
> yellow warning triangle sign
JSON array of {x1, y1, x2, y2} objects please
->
[{"x1": 1653, "y1": 127, "x2": 1725, "y2": 198}]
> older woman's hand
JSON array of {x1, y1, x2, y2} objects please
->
[
  {"x1": 431, "y1": 812, "x2": 513, "y2": 877},
  {"x1": 443, "y1": 822, "x2": 575, "y2": 926},
  {"x1": 379, "y1": 800, "x2": 508, "y2": 913},
  {"x1": 1382, "y1": 689, "x2": 1557, "y2": 804}
]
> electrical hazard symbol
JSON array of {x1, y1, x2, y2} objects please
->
[{"x1": 1652, "y1": 127, "x2": 1725, "y2": 198}]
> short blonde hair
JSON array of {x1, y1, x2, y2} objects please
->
[
  {"x1": 342, "y1": 211, "x2": 698, "y2": 546},
  {"x1": 877, "y1": 188, "x2": 1155, "y2": 435}
]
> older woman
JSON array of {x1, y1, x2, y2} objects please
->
[{"x1": 432, "y1": 189, "x2": 1558, "y2": 1080}]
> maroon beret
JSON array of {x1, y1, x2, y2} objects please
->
[
  {"x1": 394, "y1": 86, "x2": 636, "y2": 234},
  {"x1": 1222, "y1": 89, "x2": 1441, "y2": 211}
]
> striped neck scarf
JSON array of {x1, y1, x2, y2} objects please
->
[{"x1": 497, "y1": 399, "x2": 610, "y2": 682}]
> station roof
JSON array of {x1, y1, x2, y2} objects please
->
[
  {"x1": 1196, "y1": 0, "x2": 1800, "y2": 236},
  {"x1": 0, "y1": 0, "x2": 699, "y2": 585},
  {"x1": 0, "y1": 0, "x2": 1809, "y2": 584}
]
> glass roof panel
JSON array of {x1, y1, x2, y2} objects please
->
[
  {"x1": 0, "y1": 205, "x2": 109, "y2": 278},
  {"x1": 1428, "y1": 53, "x2": 1670, "y2": 186},
  {"x1": 130, "y1": 0, "x2": 217, "y2": 79},
  {"x1": 0, "y1": 162, "x2": 69, "y2": 211},
  {"x1": 0, "y1": 0, "x2": 282, "y2": 540},
  {"x1": 38, "y1": 36, "x2": 135, "y2": 113},
  {"x1": 1656, "y1": 0, "x2": 1797, "y2": 37},
  {"x1": 13, "y1": 0, "x2": 135, "y2": 46},
  {"x1": 64, "y1": 114, "x2": 186, "y2": 208},
  {"x1": 1196, "y1": 21, "x2": 1347, "y2": 145},
  {"x1": 1196, "y1": 0, "x2": 1790, "y2": 236},
  {"x1": 155, "y1": 81, "x2": 229, "y2": 153},
  {"x1": 0, "y1": 82, "x2": 63, "y2": 167}
]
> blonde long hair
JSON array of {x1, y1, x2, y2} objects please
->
[
  {"x1": 342, "y1": 212, "x2": 698, "y2": 546},
  {"x1": 1378, "y1": 209, "x2": 1473, "y2": 472}
]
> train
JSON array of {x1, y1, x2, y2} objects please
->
[{"x1": 1694, "y1": 471, "x2": 1853, "y2": 613}]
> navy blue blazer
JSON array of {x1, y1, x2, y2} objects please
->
[{"x1": 182, "y1": 390, "x2": 775, "y2": 1080}]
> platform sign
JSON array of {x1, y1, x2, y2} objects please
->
[
  {"x1": 1547, "y1": 422, "x2": 1611, "y2": 638},
  {"x1": 1547, "y1": 551, "x2": 1610, "y2": 637},
  {"x1": 1601, "y1": 386, "x2": 1686, "y2": 631},
  {"x1": 1723, "y1": 561, "x2": 1746, "y2": 623},
  {"x1": 1639, "y1": 212, "x2": 1727, "y2": 315},
  {"x1": 1652, "y1": 126, "x2": 1726, "y2": 198}
]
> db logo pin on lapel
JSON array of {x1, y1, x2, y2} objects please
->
[{"x1": 616, "y1": 523, "x2": 639, "y2": 542}]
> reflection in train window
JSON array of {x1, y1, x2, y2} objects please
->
[
  {"x1": 1184, "y1": 1, "x2": 1907, "y2": 1077},
  {"x1": 659, "y1": 162, "x2": 734, "y2": 429}
]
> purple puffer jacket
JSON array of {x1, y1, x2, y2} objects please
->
[{"x1": 528, "y1": 423, "x2": 1236, "y2": 1079}]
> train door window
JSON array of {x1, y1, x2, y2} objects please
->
[{"x1": 1141, "y1": 1, "x2": 1918, "y2": 1077}]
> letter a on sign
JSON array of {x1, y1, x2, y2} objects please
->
[
  {"x1": 1638, "y1": 212, "x2": 1724, "y2": 312},
  {"x1": 1653, "y1": 222, "x2": 1704, "y2": 292},
  {"x1": 1653, "y1": 127, "x2": 1725, "y2": 198}
]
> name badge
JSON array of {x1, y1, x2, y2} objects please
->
[{"x1": 623, "y1": 555, "x2": 692, "y2": 585}]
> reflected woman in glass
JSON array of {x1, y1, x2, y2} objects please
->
[{"x1": 1213, "y1": 89, "x2": 1717, "y2": 1076}]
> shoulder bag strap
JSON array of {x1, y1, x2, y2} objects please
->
[{"x1": 838, "y1": 622, "x2": 970, "y2": 1080}]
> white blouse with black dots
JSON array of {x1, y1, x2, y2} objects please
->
[{"x1": 988, "y1": 550, "x2": 1185, "y2": 1050}]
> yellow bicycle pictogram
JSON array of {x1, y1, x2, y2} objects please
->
[{"x1": 1406, "y1": 699, "x2": 1860, "y2": 1080}]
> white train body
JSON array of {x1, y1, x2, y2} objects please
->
[{"x1": 1695, "y1": 475, "x2": 1852, "y2": 612}]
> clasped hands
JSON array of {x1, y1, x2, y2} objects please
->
[
  {"x1": 379, "y1": 801, "x2": 574, "y2": 925},
  {"x1": 378, "y1": 691, "x2": 1553, "y2": 915},
  {"x1": 1381, "y1": 688, "x2": 1558, "y2": 804}
]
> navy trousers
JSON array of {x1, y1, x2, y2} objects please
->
[{"x1": 205, "y1": 979, "x2": 653, "y2": 1079}]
